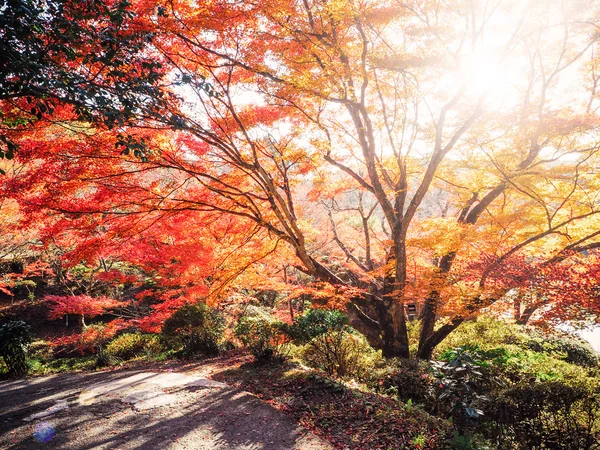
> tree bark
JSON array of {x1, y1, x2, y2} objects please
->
[
  {"x1": 418, "y1": 292, "x2": 439, "y2": 354},
  {"x1": 416, "y1": 316, "x2": 465, "y2": 360}
]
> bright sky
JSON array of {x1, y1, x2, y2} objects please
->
[{"x1": 578, "y1": 327, "x2": 600, "y2": 352}]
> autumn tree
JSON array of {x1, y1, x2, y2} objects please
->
[
  {"x1": 2, "y1": 116, "x2": 290, "y2": 329},
  {"x1": 118, "y1": 0, "x2": 598, "y2": 358},
  {"x1": 5, "y1": 0, "x2": 600, "y2": 358},
  {"x1": 0, "y1": 0, "x2": 173, "y2": 163}
]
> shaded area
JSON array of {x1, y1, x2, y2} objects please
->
[
  {"x1": 0, "y1": 369, "x2": 331, "y2": 449},
  {"x1": 213, "y1": 361, "x2": 449, "y2": 450}
]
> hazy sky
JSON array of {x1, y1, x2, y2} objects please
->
[{"x1": 578, "y1": 327, "x2": 600, "y2": 352}]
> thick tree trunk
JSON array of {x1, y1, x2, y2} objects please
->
[
  {"x1": 416, "y1": 316, "x2": 465, "y2": 360},
  {"x1": 377, "y1": 298, "x2": 409, "y2": 358},
  {"x1": 418, "y1": 292, "x2": 439, "y2": 355},
  {"x1": 347, "y1": 294, "x2": 384, "y2": 349},
  {"x1": 347, "y1": 289, "x2": 409, "y2": 358}
]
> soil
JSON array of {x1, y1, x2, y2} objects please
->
[{"x1": 0, "y1": 362, "x2": 332, "y2": 450}]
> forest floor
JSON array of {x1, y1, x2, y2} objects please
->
[{"x1": 0, "y1": 355, "x2": 332, "y2": 450}]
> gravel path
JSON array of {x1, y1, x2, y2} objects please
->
[{"x1": 0, "y1": 369, "x2": 332, "y2": 450}]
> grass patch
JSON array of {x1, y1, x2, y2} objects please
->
[{"x1": 28, "y1": 356, "x2": 97, "y2": 375}]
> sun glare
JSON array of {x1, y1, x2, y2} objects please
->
[{"x1": 457, "y1": 45, "x2": 523, "y2": 110}]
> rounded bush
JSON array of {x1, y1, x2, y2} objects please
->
[
  {"x1": 162, "y1": 302, "x2": 225, "y2": 356},
  {"x1": 0, "y1": 321, "x2": 32, "y2": 377},
  {"x1": 298, "y1": 329, "x2": 382, "y2": 379},
  {"x1": 106, "y1": 333, "x2": 163, "y2": 359},
  {"x1": 234, "y1": 309, "x2": 288, "y2": 361},
  {"x1": 487, "y1": 380, "x2": 600, "y2": 449},
  {"x1": 372, "y1": 358, "x2": 435, "y2": 407},
  {"x1": 523, "y1": 330, "x2": 600, "y2": 368},
  {"x1": 284, "y1": 308, "x2": 349, "y2": 343}
]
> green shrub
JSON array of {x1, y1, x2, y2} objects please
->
[
  {"x1": 522, "y1": 330, "x2": 600, "y2": 368},
  {"x1": 106, "y1": 333, "x2": 163, "y2": 359},
  {"x1": 486, "y1": 380, "x2": 600, "y2": 450},
  {"x1": 284, "y1": 309, "x2": 382, "y2": 379},
  {"x1": 284, "y1": 308, "x2": 349, "y2": 343},
  {"x1": 162, "y1": 302, "x2": 226, "y2": 357},
  {"x1": 0, "y1": 321, "x2": 32, "y2": 377},
  {"x1": 504, "y1": 349, "x2": 591, "y2": 382},
  {"x1": 234, "y1": 308, "x2": 288, "y2": 361},
  {"x1": 371, "y1": 358, "x2": 436, "y2": 408},
  {"x1": 440, "y1": 343, "x2": 591, "y2": 386},
  {"x1": 432, "y1": 348, "x2": 488, "y2": 434},
  {"x1": 28, "y1": 339, "x2": 54, "y2": 360},
  {"x1": 433, "y1": 317, "x2": 527, "y2": 358},
  {"x1": 297, "y1": 329, "x2": 382, "y2": 379},
  {"x1": 33, "y1": 356, "x2": 97, "y2": 374}
]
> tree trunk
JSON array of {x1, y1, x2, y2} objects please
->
[
  {"x1": 376, "y1": 297, "x2": 409, "y2": 357},
  {"x1": 516, "y1": 305, "x2": 539, "y2": 325},
  {"x1": 416, "y1": 316, "x2": 465, "y2": 360},
  {"x1": 381, "y1": 238, "x2": 409, "y2": 358},
  {"x1": 347, "y1": 293, "x2": 380, "y2": 341},
  {"x1": 418, "y1": 253, "x2": 455, "y2": 356},
  {"x1": 514, "y1": 296, "x2": 522, "y2": 322},
  {"x1": 418, "y1": 291, "x2": 439, "y2": 355},
  {"x1": 347, "y1": 291, "x2": 409, "y2": 358}
]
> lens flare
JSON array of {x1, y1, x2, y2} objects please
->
[{"x1": 33, "y1": 422, "x2": 56, "y2": 443}]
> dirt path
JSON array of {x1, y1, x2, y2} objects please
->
[{"x1": 0, "y1": 368, "x2": 332, "y2": 450}]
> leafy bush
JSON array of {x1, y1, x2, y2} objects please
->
[
  {"x1": 522, "y1": 330, "x2": 600, "y2": 368},
  {"x1": 372, "y1": 358, "x2": 436, "y2": 408},
  {"x1": 432, "y1": 348, "x2": 487, "y2": 434},
  {"x1": 434, "y1": 317, "x2": 527, "y2": 358},
  {"x1": 80, "y1": 323, "x2": 119, "y2": 366},
  {"x1": 284, "y1": 308, "x2": 382, "y2": 379},
  {"x1": 486, "y1": 380, "x2": 600, "y2": 450},
  {"x1": 162, "y1": 302, "x2": 226, "y2": 356},
  {"x1": 0, "y1": 321, "x2": 32, "y2": 377},
  {"x1": 51, "y1": 321, "x2": 121, "y2": 360},
  {"x1": 105, "y1": 333, "x2": 163, "y2": 359},
  {"x1": 283, "y1": 309, "x2": 382, "y2": 379},
  {"x1": 28, "y1": 339, "x2": 54, "y2": 360},
  {"x1": 30, "y1": 356, "x2": 97, "y2": 375},
  {"x1": 435, "y1": 317, "x2": 599, "y2": 369},
  {"x1": 298, "y1": 329, "x2": 382, "y2": 379},
  {"x1": 284, "y1": 308, "x2": 349, "y2": 343},
  {"x1": 234, "y1": 307, "x2": 288, "y2": 361}
]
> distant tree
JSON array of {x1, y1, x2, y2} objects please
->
[{"x1": 45, "y1": 294, "x2": 121, "y2": 327}]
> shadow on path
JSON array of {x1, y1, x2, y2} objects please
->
[{"x1": 0, "y1": 369, "x2": 330, "y2": 450}]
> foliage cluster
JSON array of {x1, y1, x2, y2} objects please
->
[
  {"x1": 414, "y1": 318, "x2": 600, "y2": 448},
  {"x1": 487, "y1": 381, "x2": 600, "y2": 450},
  {"x1": 234, "y1": 306, "x2": 289, "y2": 361},
  {"x1": 0, "y1": 320, "x2": 32, "y2": 377},
  {"x1": 371, "y1": 358, "x2": 436, "y2": 409},
  {"x1": 105, "y1": 333, "x2": 163, "y2": 360},
  {"x1": 521, "y1": 329, "x2": 600, "y2": 368},
  {"x1": 294, "y1": 327, "x2": 382, "y2": 379},
  {"x1": 52, "y1": 321, "x2": 122, "y2": 357},
  {"x1": 233, "y1": 308, "x2": 383, "y2": 379},
  {"x1": 161, "y1": 302, "x2": 226, "y2": 357}
]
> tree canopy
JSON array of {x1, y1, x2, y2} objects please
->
[{"x1": 2, "y1": 0, "x2": 600, "y2": 358}]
